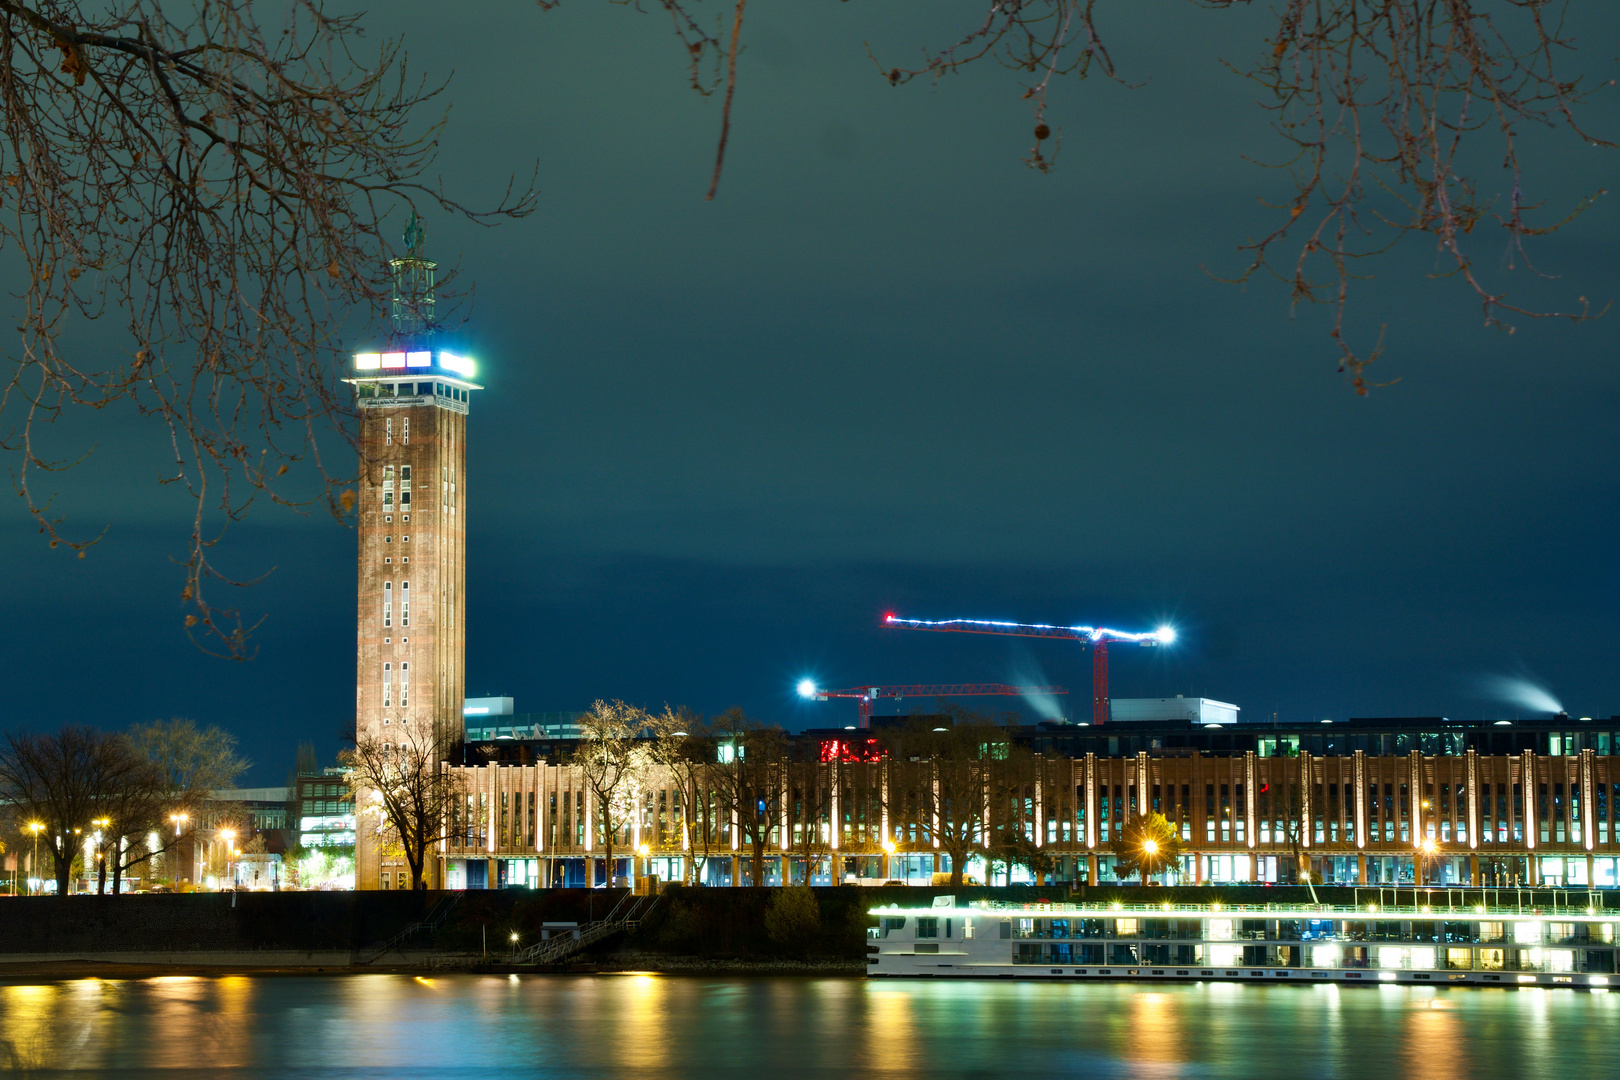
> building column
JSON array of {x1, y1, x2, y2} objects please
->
[
  {"x1": 1356, "y1": 853, "x2": 1367, "y2": 884},
  {"x1": 1469, "y1": 854, "x2": 1479, "y2": 887},
  {"x1": 1088, "y1": 853, "x2": 1098, "y2": 885}
]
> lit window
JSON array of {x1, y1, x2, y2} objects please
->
[{"x1": 383, "y1": 582, "x2": 392, "y2": 627}]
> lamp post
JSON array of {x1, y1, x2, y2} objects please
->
[
  {"x1": 25, "y1": 822, "x2": 44, "y2": 896},
  {"x1": 882, "y1": 838, "x2": 897, "y2": 883},
  {"x1": 92, "y1": 817, "x2": 111, "y2": 895},
  {"x1": 168, "y1": 813, "x2": 189, "y2": 889},
  {"x1": 636, "y1": 843, "x2": 650, "y2": 892},
  {"x1": 219, "y1": 828, "x2": 236, "y2": 891}
]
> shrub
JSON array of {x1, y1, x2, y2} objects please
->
[{"x1": 763, "y1": 886, "x2": 821, "y2": 956}]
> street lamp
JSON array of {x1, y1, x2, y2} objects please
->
[
  {"x1": 882, "y1": 838, "x2": 897, "y2": 883},
  {"x1": 1419, "y1": 837, "x2": 1438, "y2": 888},
  {"x1": 635, "y1": 843, "x2": 650, "y2": 890},
  {"x1": 25, "y1": 822, "x2": 44, "y2": 896},
  {"x1": 168, "y1": 813, "x2": 189, "y2": 889},
  {"x1": 92, "y1": 817, "x2": 111, "y2": 895}
]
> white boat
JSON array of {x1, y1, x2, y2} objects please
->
[{"x1": 866, "y1": 897, "x2": 1618, "y2": 987}]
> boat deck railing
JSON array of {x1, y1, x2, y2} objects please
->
[{"x1": 873, "y1": 895, "x2": 1615, "y2": 919}]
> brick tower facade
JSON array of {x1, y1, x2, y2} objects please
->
[{"x1": 348, "y1": 220, "x2": 480, "y2": 890}]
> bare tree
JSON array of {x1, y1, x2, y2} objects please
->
[
  {"x1": 0, "y1": 725, "x2": 163, "y2": 895},
  {"x1": 574, "y1": 699, "x2": 653, "y2": 888},
  {"x1": 593, "y1": 1, "x2": 1613, "y2": 382},
  {"x1": 783, "y1": 753, "x2": 836, "y2": 882},
  {"x1": 709, "y1": 707, "x2": 787, "y2": 887},
  {"x1": 646, "y1": 705, "x2": 713, "y2": 885},
  {"x1": 879, "y1": 708, "x2": 1026, "y2": 889},
  {"x1": 341, "y1": 725, "x2": 464, "y2": 890},
  {"x1": 0, "y1": 1, "x2": 534, "y2": 653},
  {"x1": 125, "y1": 717, "x2": 247, "y2": 889}
]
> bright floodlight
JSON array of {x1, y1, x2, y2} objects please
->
[
  {"x1": 796, "y1": 679, "x2": 817, "y2": 699},
  {"x1": 1156, "y1": 625, "x2": 1177, "y2": 645}
]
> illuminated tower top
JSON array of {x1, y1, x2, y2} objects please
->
[{"x1": 347, "y1": 216, "x2": 481, "y2": 397}]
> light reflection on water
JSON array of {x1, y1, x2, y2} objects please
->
[{"x1": 0, "y1": 975, "x2": 1615, "y2": 1077}]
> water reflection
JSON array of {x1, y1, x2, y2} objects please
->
[{"x1": 0, "y1": 974, "x2": 1615, "y2": 1077}]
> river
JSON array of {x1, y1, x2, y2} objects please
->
[{"x1": 1, "y1": 973, "x2": 1615, "y2": 1077}]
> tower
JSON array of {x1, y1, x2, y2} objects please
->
[{"x1": 347, "y1": 217, "x2": 481, "y2": 890}]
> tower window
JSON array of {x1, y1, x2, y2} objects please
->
[
  {"x1": 402, "y1": 417, "x2": 409, "y2": 445},
  {"x1": 386, "y1": 417, "x2": 393, "y2": 445},
  {"x1": 402, "y1": 535, "x2": 409, "y2": 543},
  {"x1": 382, "y1": 465, "x2": 394, "y2": 510},
  {"x1": 383, "y1": 581, "x2": 392, "y2": 627},
  {"x1": 400, "y1": 661, "x2": 409, "y2": 708},
  {"x1": 401, "y1": 581, "x2": 409, "y2": 627},
  {"x1": 383, "y1": 662, "x2": 392, "y2": 708}
]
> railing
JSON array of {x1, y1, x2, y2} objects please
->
[
  {"x1": 912, "y1": 889, "x2": 1616, "y2": 919},
  {"x1": 512, "y1": 891, "x2": 662, "y2": 966},
  {"x1": 357, "y1": 891, "x2": 465, "y2": 965}
]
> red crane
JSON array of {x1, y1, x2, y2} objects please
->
[
  {"x1": 882, "y1": 615, "x2": 1175, "y2": 726},
  {"x1": 797, "y1": 681, "x2": 1067, "y2": 730}
]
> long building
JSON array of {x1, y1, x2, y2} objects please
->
[{"x1": 427, "y1": 709, "x2": 1620, "y2": 892}]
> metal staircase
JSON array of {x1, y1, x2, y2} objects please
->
[
  {"x1": 513, "y1": 891, "x2": 661, "y2": 967},
  {"x1": 357, "y1": 890, "x2": 464, "y2": 965}
]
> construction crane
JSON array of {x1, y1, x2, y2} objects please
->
[
  {"x1": 883, "y1": 615, "x2": 1175, "y2": 726},
  {"x1": 796, "y1": 680, "x2": 1067, "y2": 730}
]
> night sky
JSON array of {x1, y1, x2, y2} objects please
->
[{"x1": 2, "y1": 5, "x2": 1617, "y2": 784}]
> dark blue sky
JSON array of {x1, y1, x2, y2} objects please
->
[{"x1": 2, "y1": 4, "x2": 1617, "y2": 784}]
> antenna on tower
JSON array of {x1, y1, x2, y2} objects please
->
[{"x1": 389, "y1": 211, "x2": 436, "y2": 343}]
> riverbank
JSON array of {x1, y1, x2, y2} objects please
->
[{"x1": 0, "y1": 883, "x2": 1602, "y2": 978}]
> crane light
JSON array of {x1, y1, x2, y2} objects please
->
[
  {"x1": 1155, "y1": 625, "x2": 1177, "y2": 645},
  {"x1": 796, "y1": 679, "x2": 817, "y2": 699}
]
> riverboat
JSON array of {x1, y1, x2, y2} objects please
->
[{"x1": 866, "y1": 897, "x2": 1618, "y2": 987}]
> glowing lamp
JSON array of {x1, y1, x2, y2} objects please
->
[
  {"x1": 1143, "y1": 839, "x2": 1159, "y2": 856},
  {"x1": 406, "y1": 351, "x2": 432, "y2": 368},
  {"x1": 381, "y1": 352, "x2": 406, "y2": 369},
  {"x1": 1155, "y1": 626, "x2": 1177, "y2": 645},
  {"x1": 796, "y1": 679, "x2": 817, "y2": 699},
  {"x1": 438, "y1": 351, "x2": 475, "y2": 377},
  {"x1": 354, "y1": 352, "x2": 381, "y2": 370}
]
